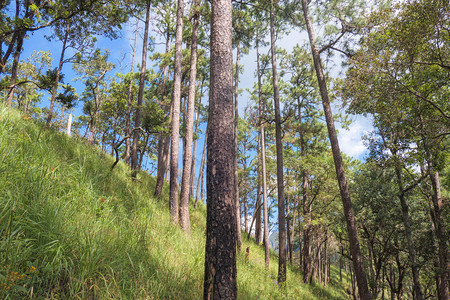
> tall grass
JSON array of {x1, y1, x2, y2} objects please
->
[{"x1": 0, "y1": 105, "x2": 349, "y2": 299}]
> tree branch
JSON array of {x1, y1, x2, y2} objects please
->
[{"x1": 319, "y1": 31, "x2": 346, "y2": 54}]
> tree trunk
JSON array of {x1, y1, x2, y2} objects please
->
[
  {"x1": 154, "y1": 30, "x2": 172, "y2": 197},
  {"x1": 87, "y1": 117, "x2": 97, "y2": 145},
  {"x1": 131, "y1": 0, "x2": 151, "y2": 178},
  {"x1": 244, "y1": 190, "x2": 248, "y2": 234},
  {"x1": 302, "y1": 170, "x2": 312, "y2": 283},
  {"x1": 392, "y1": 152, "x2": 424, "y2": 300},
  {"x1": 190, "y1": 104, "x2": 200, "y2": 198},
  {"x1": 203, "y1": 0, "x2": 237, "y2": 297},
  {"x1": 290, "y1": 198, "x2": 296, "y2": 265},
  {"x1": 255, "y1": 137, "x2": 262, "y2": 244},
  {"x1": 155, "y1": 104, "x2": 172, "y2": 198},
  {"x1": 67, "y1": 114, "x2": 73, "y2": 136},
  {"x1": 269, "y1": 0, "x2": 286, "y2": 285},
  {"x1": 234, "y1": 41, "x2": 242, "y2": 253},
  {"x1": 324, "y1": 231, "x2": 328, "y2": 287},
  {"x1": 427, "y1": 200, "x2": 443, "y2": 300},
  {"x1": 46, "y1": 22, "x2": 69, "y2": 128},
  {"x1": 138, "y1": 133, "x2": 149, "y2": 170},
  {"x1": 299, "y1": 97, "x2": 312, "y2": 283},
  {"x1": 286, "y1": 195, "x2": 293, "y2": 265},
  {"x1": 179, "y1": 0, "x2": 199, "y2": 233},
  {"x1": 169, "y1": 0, "x2": 184, "y2": 224},
  {"x1": 256, "y1": 36, "x2": 270, "y2": 269},
  {"x1": 195, "y1": 133, "x2": 207, "y2": 208},
  {"x1": 124, "y1": 20, "x2": 139, "y2": 165},
  {"x1": 422, "y1": 138, "x2": 449, "y2": 300},
  {"x1": 6, "y1": 28, "x2": 26, "y2": 107},
  {"x1": 301, "y1": 1, "x2": 370, "y2": 298}
]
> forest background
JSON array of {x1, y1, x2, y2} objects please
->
[{"x1": 1, "y1": 0, "x2": 449, "y2": 299}]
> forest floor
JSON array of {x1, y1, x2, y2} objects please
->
[{"x1": 0, "y1": 105, "x2": 351, "y2": 299}]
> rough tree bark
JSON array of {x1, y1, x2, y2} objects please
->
[
  {"x1": 203, "y1": 0, "x2": 237, "y2": 297},
  {"x1": 179, "y1": 0, "x2": 200, "y2": 233},
  {"x1": 169, "y1": 0, "x2": 184, "y2": 224},
  {"x1": 301, "y1": 0, "x2": 370, "y2": 298}
]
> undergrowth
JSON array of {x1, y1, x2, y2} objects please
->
[{"x1": 0, "y1": 105, "x2": 349, "y2": 299}]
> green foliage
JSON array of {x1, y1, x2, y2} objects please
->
[
  {"x1": 38, "y1": 68, "x2": 64, "y2": 92},
  {"x1": 56, "y1": 84, "x2": 77, "y2": 109},
  {"x1": 0, "y1": 105, "x2": 350, "y2": 299}
]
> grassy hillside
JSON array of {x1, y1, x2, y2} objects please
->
[{"x1": 0, "y1": 105, "x2": 350, "y2": 299}]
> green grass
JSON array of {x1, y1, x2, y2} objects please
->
[{"x1": 0, "y1": 105, "x2": 350, "y2": 299}]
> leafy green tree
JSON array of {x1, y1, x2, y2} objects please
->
[
  {"x1": 343, "y1": 2, "x2": 449, "y2": 297},
  {"x1": 2, "y1": 0, "x2": 127, "y2": 106},
  {"x1": 73, "y1": 49, "x2": 114, "y2": 145}
]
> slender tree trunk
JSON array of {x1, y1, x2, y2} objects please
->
[
  {"x1": 317, "y1": 244, "x2": 322, "y2": 284},
  {"x1": 195, "y1": 134, "x2": 207, "y2": 208},
  {"x1": 138, "y1": 134, "x2": 149, "y2": 170},
  {"x1": 256, "y1": 36, "x2": 270, "y2": 269},
  {"x1": 339, "y1": 245, "x2": 343, "y2": 282},
  {"x1": 244, "y1": 190, "x2": 248, "y2": 234},
  {"x1": 301, "y1": 1, "x2": 370, "y2": 298},
  {"x1": 190, "y1": 104, "x2": 200, "y2": 198},
  {"x1": 302, "y1": 170, "x2": 312, "y2": 283},
  {"x1": 324, "y1": 231, "x2": 328, "y2": 287},
  {"x1": 427, "y1": 200, "x2": 443, "y2": 300},
  {"x1": 154, "y1": 31, "x2": 172, "y2": 197},
  {"x1": 203, "y1": 0, "x2": 237, "y2": 297},
  {"x1": 289, "y1": 199, "x2": 296, "y2": 265},
  {"x1": 5, "y1": 1, "x2": 34, "y2": 105},
  {"x1": 46, "y1": 22, "x2": 69, "y2": 128},
  {"x1": 180, "y1": 0, "x2": 200, "y2": 234},
  {"x1": 392, "y1": 152, "x2": 424, "y2": 300},
  {"x1": 87, "y1": 117, "x2": 97, "y2": 145},
  {"x1": 169, "y1": 0, "x2": 184, "y2": 224},
  {"x1": 67, "y1": 114, "x2": 73, "y2": 136},
  {"x1": 286, "y1": 199, "x2": 293, "y2": 265},
  {"x1": 155, "y1": 102, "x2": 172, "y2": 198},
  {"x1": 255, "y1": 133, "x2": 262, "y2": 244},
  {"x1": 269, "y1": 0, "x2": 286, "y2": 285},
  {"x1": 124, "y1": 20, "x2": 139, "y2": 165},
  {"x1": 6, "y1": 28, "x2": 26, "y2": 107},
  {"x1": 179, "y1": 0, "x2": 200, "y2": 233},
  {"x1": 234, "y1": 42, "x2": 242, "y2": 253},
  {"x1": 87, "y1": 85, "x2": 104, "y2": 146},
  {"x1": 131, "y1": 0, "x2": 151, "y2": 178},
  {"x1": 299, "y1": 219, "x2": 303, "y2": 270},
  {"x1": 421, "y1": 139, "x2": 449, "y2": 300}
]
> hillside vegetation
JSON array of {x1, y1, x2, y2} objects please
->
[{"x1": 0, "y1": 105, "x2": 349, "y2": 299}]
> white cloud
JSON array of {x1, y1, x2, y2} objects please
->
[{"x1": 337, "y1": 116, "x2": 373, "y2": 160}]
